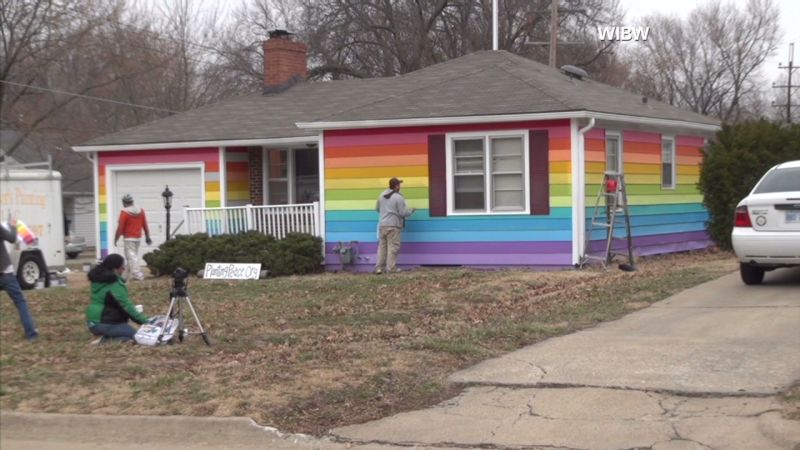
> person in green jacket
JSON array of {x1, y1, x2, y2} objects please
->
[{"x1": 86, "y1": 254, "x2": 150, "y2": 343}]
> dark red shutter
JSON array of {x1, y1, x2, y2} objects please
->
[
  {"x1": 428, "y1": 134, "x2": 447, "y2": 217},
  {"x1": 529, "y1": 129, "x2": 550, "y2": 215}
]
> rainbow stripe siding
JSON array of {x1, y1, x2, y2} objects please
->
[
  {"x1": 584, "y1": 130, "x2": 710, "y2": 256},
  {"x1": 97, "y1": 148, "x2": 221, "y2": 257},
  {"x1": 324, "y1": 120, "x2": 573, "y2": 269},
  {"x1": 225, "y1": 147, "x2": 251, "y2": 206}
]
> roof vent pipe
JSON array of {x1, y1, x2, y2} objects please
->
[{"x1": 561, "y1": 65, "x2": 588, "y2": 80}]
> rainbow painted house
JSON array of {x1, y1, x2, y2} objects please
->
[{"x1": 74, "y1": 33, "x2": 720, "y2": 271}]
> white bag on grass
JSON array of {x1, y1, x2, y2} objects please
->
[{"x1": 134, "y1": 315, "x2": 179, "y2": 346}]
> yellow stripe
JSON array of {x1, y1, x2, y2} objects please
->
[
  {"x1": 326, "y1": 176, "x2": 428, "y2": 189},
  {"x1": 205, "y1": 181, "x2": 220, "y2": 192},
  {"x1": 326, "y1": 196, "x2": 572, "y2": 211},
  {"x1": 226, "y1": 180, "x2": 249, "y2": 191},
  {"x1": 585, "y1": 174, "x2": 698, "y2": 185},
  {"x1": 677, "y1": 164, "x2": 700, "y2": 175},
  {"x1": 326, "y1": 165, "x2": 428, "y2": 179},
  {"x1": 206, "y1": 191, "x2": 220, "y2": 201},
  {"x1": 550, "y1": 161, "x2": 571, "y2": 174},
  {"x1": 550, "y1": 173, "x2": 571, "y2": 184},
  {"x1": 621, "y1": 163, "x2": 660, "y2": 175}
]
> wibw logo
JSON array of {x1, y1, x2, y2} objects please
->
[{"x1": 597, "y1": 26, "x2": 650, "y2": 42}]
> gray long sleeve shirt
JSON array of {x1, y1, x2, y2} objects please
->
[
  {"x1": 1, "y1": 222, "x2": 18, "y2": 273},
  {"x1": 376, "y1": 189, "x2": 415, "y2": 228}
]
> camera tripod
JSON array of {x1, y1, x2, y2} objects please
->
[{"x1": 157, "y1": 281, "x2": 212, "y2": 346}]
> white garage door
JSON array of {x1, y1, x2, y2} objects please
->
[{"x1": 110, "y1": 167, "x2": 203, "y2": 260}]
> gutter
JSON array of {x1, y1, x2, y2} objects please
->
[
  {"x1": 296, "y1": 111, "x2": 720, "y2": 133},
  {"x1": 573, "y1": 117, "x2": 596, "y2": 265}
]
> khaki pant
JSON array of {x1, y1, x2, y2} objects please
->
[
  {"x1": 375, "y1": 226, "x2": 402, "y2": 273},
  {"x1": 123, "y1": 239, "x2": 144, "y2": 281}
]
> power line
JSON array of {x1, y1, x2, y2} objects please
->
[{"x1": 0, "y1": 80, "x2": 179, "y2": 114}]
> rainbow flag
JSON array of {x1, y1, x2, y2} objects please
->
[{"x1": 15, "y1": 220, "x2": 37, "y2": 245}]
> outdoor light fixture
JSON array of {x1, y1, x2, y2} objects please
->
[{"x1": 162, "y1": 185, "x2": 173, "y2": 241}]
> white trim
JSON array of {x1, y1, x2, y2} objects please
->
[
  {"x1": 73, "y1": 136, "x2": 318, "y2": 152},
  {"x1": 660, "y1": 135, "x2": 676, "y2": 190},
  {"x1": 105, "y1": 162, "x2": 205, "y2": 254},
  {"x1": 92, "y1": 152, "x2": 101, "y2": 260},
  {"x1": 296, "y1": 111, "x2": 721, "y2": 133},
  {"x1": 445, "y1": 130, "x2": 530, "y2": 216},
  {"x1": 288, "y1": 148, "x2": 296, "y2": 203},
  {"x1": 219, "y1": 147, "x2": 227, "y2": 206},
  {"x1": 605, "y1": 130, "x2": 623, "y2": 173},
  {"x1": 317, "y1": 132, "x2": 326, "y2": 259},
  {"x1": 261, "y1": 146, "x2": 268, "y2": 204},
  {"x1": 574, "y1": 118, "x2": 595, "y2": 265}
]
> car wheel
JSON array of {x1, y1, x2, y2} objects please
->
[
  {"x1": 66, "y1": 252, "x2": 79, "y2": 259},
  {"x1": 17, "y1": 254, "x2": 45, "y2": 290},
  {"x1": 739, "y1": 263, "x2": 765, "y2": 285}
]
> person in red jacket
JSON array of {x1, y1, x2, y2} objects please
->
[{"x1": 113, "y1": 194, "x2": 152, "y2": 281}]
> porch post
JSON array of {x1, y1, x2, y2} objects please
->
[{"x1": 246, "y1": 204, "x2": 254, "y2": 231}]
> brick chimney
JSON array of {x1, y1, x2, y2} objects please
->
[{"x1": 263, "y1": 30, "x2": 308, "y2": 94}]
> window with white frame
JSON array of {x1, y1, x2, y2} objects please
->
[
  {"x1": 661, "y1": 137, "x2": 676, "y2": 189},
  {"x1": 448, "y1": 132, "x2": 528, "y2": 214},
  {"x1": 606, "y1": 133, "x2": 621, "y2": 173}
]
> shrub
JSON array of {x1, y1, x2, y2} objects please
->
[
  {"x1": 699, "y1": 120, "x2": 800, "y2": 250},
  {"x1": 264, "y1": 233, "x2": 324, "y2": 276},
  {"x1": 143, "y1": 231, "x2": 322, "y2": 277}
]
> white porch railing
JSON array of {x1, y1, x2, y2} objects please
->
[{"x1": 184, "y1": 202, "x2": 321, "y2": 239}]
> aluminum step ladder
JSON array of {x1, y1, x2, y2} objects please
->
[{"x1": 580, "y1": 171, "x2": 636, "y2": 271}]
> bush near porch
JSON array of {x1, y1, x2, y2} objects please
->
[{"x1": 142, "y1": 231, "x2": 323, "y2": 276}]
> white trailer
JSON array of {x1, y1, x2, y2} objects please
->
[{"x1": 0, "y1": 160, "x2": 65, "y2": 289}]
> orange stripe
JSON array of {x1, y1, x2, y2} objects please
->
[
  {"x1": 586, "y1": 150, "x2": 605, "y2": 163},
  {"x1": 624, "y1": 142, "x2": 660, "y2": 154},
  {"x1": 226, "y1": 171, "x2": 250, "y2": 181},
  {"x1": 623, "y1": 153, "x2": 661, "y2": 164},
  {"x1": 677, "y1": 146, "x2": 703, "y2": 157},
  {"x1": 550, "y1": 149, "x2": 571, "y2": 161},
  {"x1": 549, "y1": 137, "x2": 570, "y2": 151},
  {"x1": 326, "y1": 143, "x2": 426, "y2": 158},
  {"x1": 326, "y1": 154, "x2": 428, "y2": 168},
  {"x1": 585, "y1": 138, "x2": 605, "y2": 152},
  {"x1": 205, "y1": 161, "x2": 220, "y2": 172},
  {"x1": 226, "y1": 161, "x2": 249, "y2": 172}
]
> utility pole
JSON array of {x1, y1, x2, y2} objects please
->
[
  {"x1": 527, "y1": 0, "x2": 583, "y2": 68},
  {"x1": 549, "y1": 0, "x2": 558, "y2": 67},
  {"x1": 773, "y1": 43, "x2": 799, "y2": 124}
]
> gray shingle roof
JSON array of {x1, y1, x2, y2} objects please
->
[{"x1": 81, "y1": 50, "x2": 718, "y2": 147}]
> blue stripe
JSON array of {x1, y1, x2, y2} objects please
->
[
  {"x1": 588, "y1": 222, "x2": 706, "y2": 240},
  {"x1": 327, "y1": 229, "x2": 573, "y2": 243}
]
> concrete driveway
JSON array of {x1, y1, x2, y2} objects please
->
[
  {"x1": 332, "y1": 267, "x2": 800, "y2": 449},
  {"x1": 3, "y1": 268, "x2": 799, "y2": 450}
]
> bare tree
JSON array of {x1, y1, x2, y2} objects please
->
[{"x1": 625, "y1": 0, "x2": 780, "y2": 122}]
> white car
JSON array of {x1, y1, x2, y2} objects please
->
[{"x1": 731, "y1": 160, "x2": 800, "y2": 285}]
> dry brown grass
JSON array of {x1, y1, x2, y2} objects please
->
[{"x1": 1, "y1": 250, "x2": 744, "y2": 435}]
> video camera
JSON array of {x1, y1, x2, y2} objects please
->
[{"x1": 172, "y1": 267, "x2": 189, "y2": 296}]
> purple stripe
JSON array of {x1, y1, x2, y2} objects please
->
[
  {"x1": 325, "y1": 241, "x2": 572, "y2": 254},
  {"x1": 327, "y1": 264, "x2": 570, "y2": 273},
  {"x1": 636, "y1": 240, "x2": 712, "y2": 256},
  {"x1": 588, "y1": 231, "x2": 711, "y2": 252}
]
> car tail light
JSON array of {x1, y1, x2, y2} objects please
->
[{"x1": 734, "y1": 205, "x2": 752, "y2": 227}]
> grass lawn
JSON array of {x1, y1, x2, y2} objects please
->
[{"x1": 1, "y1": 250, "x2": 740, "y2": 435}]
